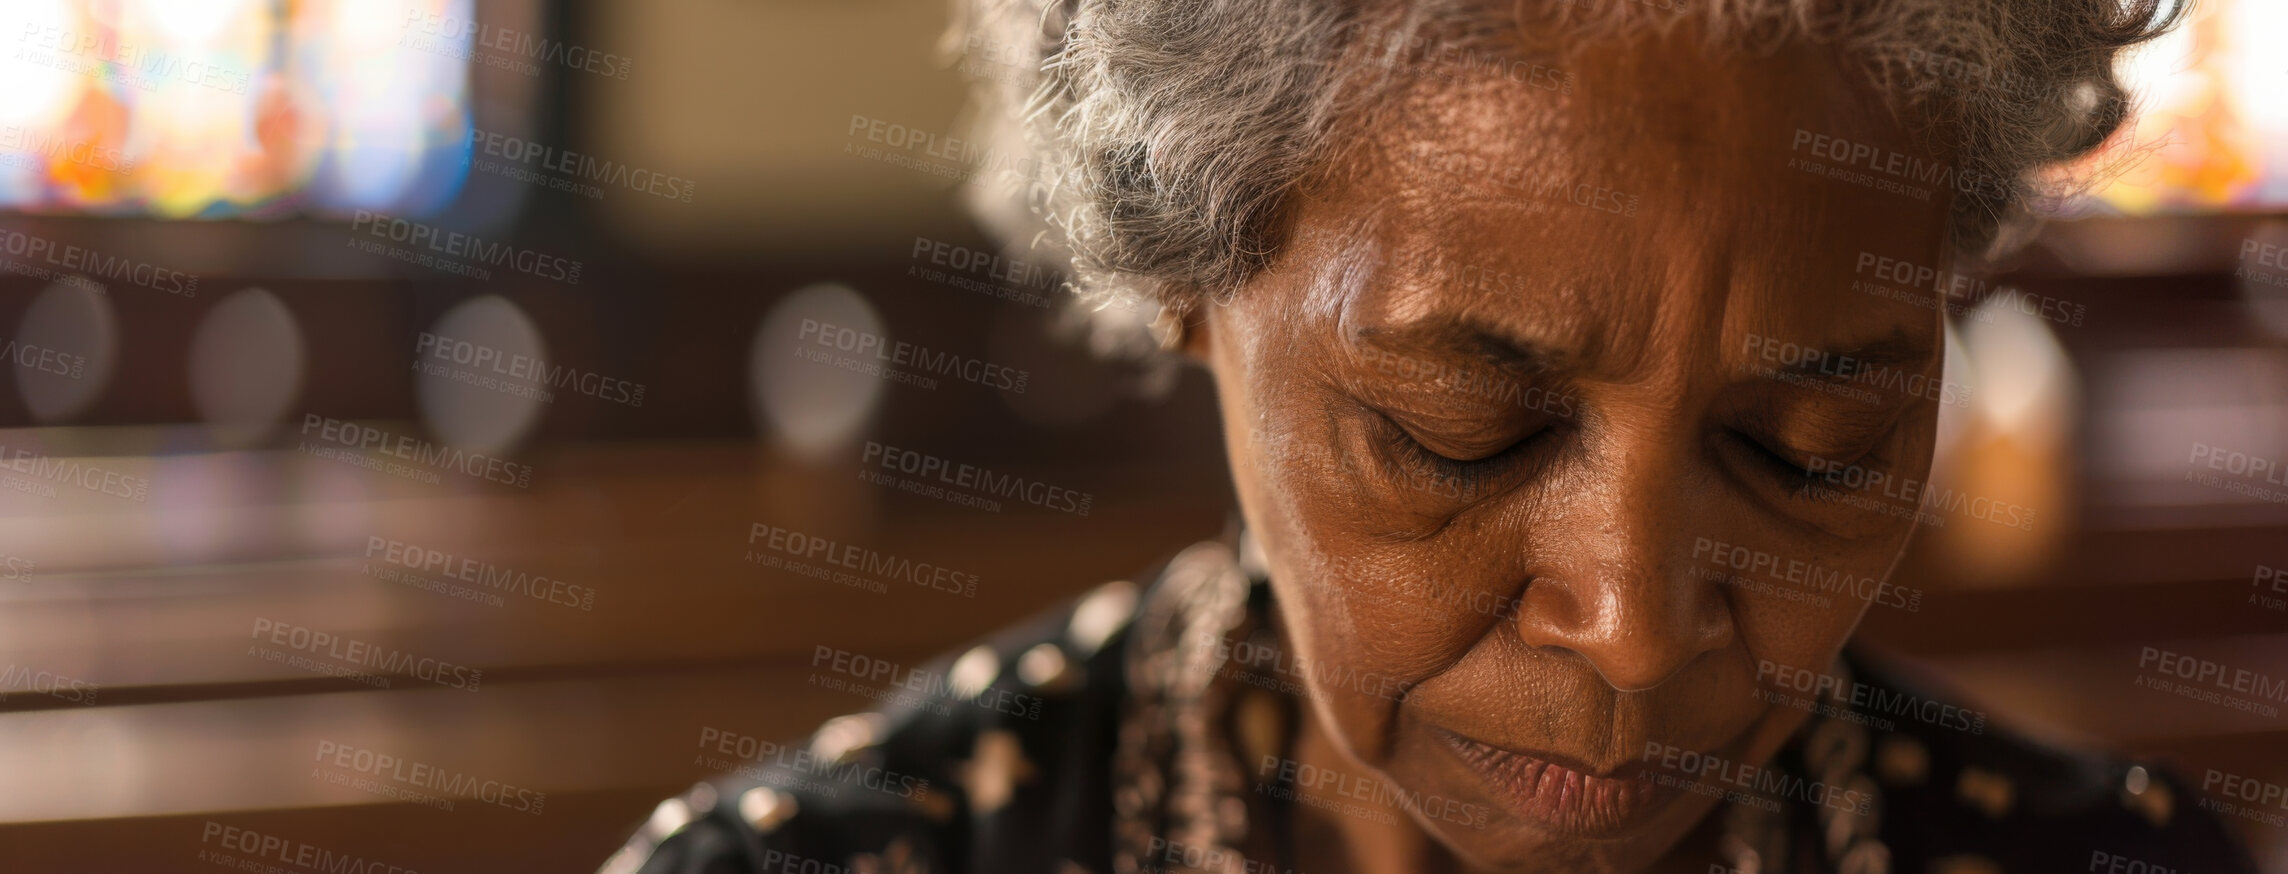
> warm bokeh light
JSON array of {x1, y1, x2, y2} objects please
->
[
  {"x1": 12, "y1": 280, "x2": 117, "y2": 423},
  {"x1": 415, "y1": 293, "x2": 548, "y2": 455},
  {"x1": 752, "y1": 283, "x2": 886, "y2": 461},
  {"x1": 1925, "y1": 297, "x2": 2083, "y2": 587},
  {"x1": 188, "y1": 287, "x2": 306, "y2": 446},
  {"x1": 2075, "y1": 0, "x2": 2288, "y2": 213}
]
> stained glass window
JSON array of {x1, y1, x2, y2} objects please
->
[{"x1": 0, "y1": 0, "x2": 473, "y2": 219}]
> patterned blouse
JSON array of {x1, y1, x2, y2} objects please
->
[{"x1": 599, "y1": 540, "x2": 2259, "y2": 874}]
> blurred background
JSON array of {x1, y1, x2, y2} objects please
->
[{"x1": 0, "y1": 0, "x2": 2279, "y2": 871}]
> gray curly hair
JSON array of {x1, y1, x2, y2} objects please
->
[{"x1": 947, "y1": 0, "x2": 2181, "y2": 353}]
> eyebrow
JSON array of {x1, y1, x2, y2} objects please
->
[
  {"x1": 1354, "y1": 318, "x2": 1939, "y2": 386},
  {"x1": 1764, "y1": 330, "x2": 1937, "y2": 381},
  {"x1": 1351, "y1": 316, "x2": 1571, "y2": 377}
]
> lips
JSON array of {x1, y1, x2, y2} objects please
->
[{"x1": 1434, "y1": 727, "x2": 1665, "y2": 836}]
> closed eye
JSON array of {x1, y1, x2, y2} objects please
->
[
  {"x1": 1723, "y1": 427, "x2": 1902, "y2": 506},
  {"x1": 1377, "y1": 411, "x2": 1558, "y2": 500}
]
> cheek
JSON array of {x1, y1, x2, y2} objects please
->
[
  {"x1": 1265, "y1": 570, "x2": 1469, "y2": 765},
  {"x1": 1254, "y1": 487, "x2": 1541, "y2": 767},
  {"x1": 1723, "y1": 538, "x2": 1903, "y2": 678},
  {"x1": 1273, "y1": 548, "x2": 1498, "y2": 680},
  {"x1": 1241, "y1": 409, "x2": 1506, "y2": 681},
  {"x1": 1210, "y1": 328, "x2": 1429, "y2": 751},
  {"x1": 1249, "y1": 450, "x2": 1504, "y2": 762}
]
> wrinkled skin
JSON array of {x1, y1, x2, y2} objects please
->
[{"x1": 1188, "y1": 27, "x2": 1955, "y2": 874}]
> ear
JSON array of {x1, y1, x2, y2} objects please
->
[
  {"x1": 1149, "y1": 300, "x2": 1215, "y2": 364},
  {"x1": 1178, "y1": 306, "x2": 1213, "y2": 363}
]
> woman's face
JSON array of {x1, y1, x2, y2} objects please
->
[{"x1": 1195, "y1": 33, "x2": 1954, "y2": 873}]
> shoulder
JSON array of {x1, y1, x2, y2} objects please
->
[
  {"x1": 1846, "y1": 653, "x2": 2260, "y2": 874},
  {"x1": 599, "y1": 577, "x2": 1146, "y2": 874}
]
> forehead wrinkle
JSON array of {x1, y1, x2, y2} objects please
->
[
  {"x1": 1374, "y1": 67, "x2": 1692, "y2": 381},
  {"x1": 1283, "y1": 192, "x2": 1389, "y2": 334},
  {"x1": 1718, "y1": 170, "x2": 1948, "y2": 363},
  {"x1": 1368, "y1": 198, "x2": 1451, "y2": 329},
  {"x1": 1351, "y1": 194, "x2": 1623, "y2": 373},
  {"x1": 1300, "y1": 23, "x2": 1947, "y2": 389},
  {"x1": 1344, "y1": 155, "x2": 1634, "y2": 380},
  {"x1": 1614, "y1": 211, "x2": 1727, "y2": 392}
]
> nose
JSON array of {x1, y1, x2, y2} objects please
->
[{"x1": 1512, "y1": 446, "x2": 1735, "y2": 692}]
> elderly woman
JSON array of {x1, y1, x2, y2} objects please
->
[{"x1": 605, "y1": 0, "x2": 2258, "y2": 872}]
